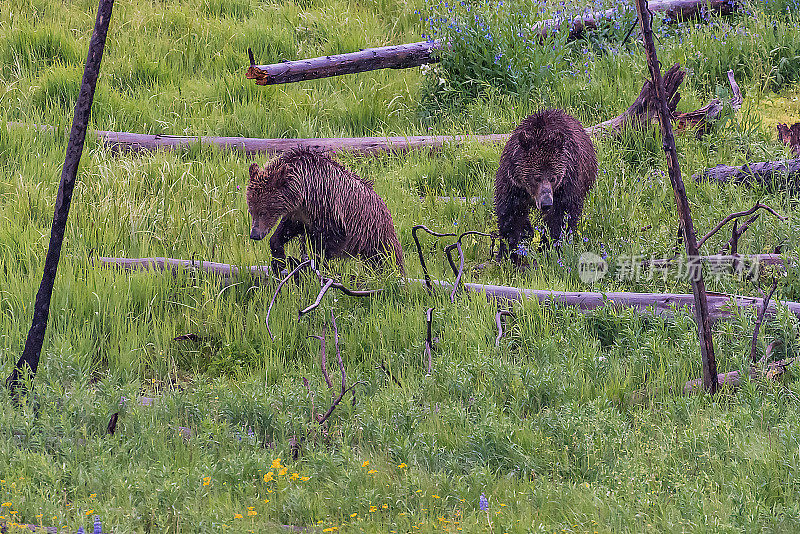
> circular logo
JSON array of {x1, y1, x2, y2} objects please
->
[{"x1": 578, "y1": 252, "x2": 608, "y2": 283}]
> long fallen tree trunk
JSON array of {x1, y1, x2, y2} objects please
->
[
  {"x1": 694, "y1": 158, "x2": 800, "y2": 189},
  {"x1": 246, "y1": 41, "x2": 441, "y2": 85},
  {"x1": 96, "y1": 256, "x2": 800, "y2": 323},
  {"x1": 4, "y1": 63, "x2": 681, "y2": 155},
  {"x1": 532, "y1": 0, "x2": 736, "y2": 39}
]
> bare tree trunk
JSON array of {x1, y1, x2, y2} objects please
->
[
  {"x1": 6, "y1": 0, "x2": 115, "y2": 399},
  {"x1": 635, "y1": 0, "x2": 718, "y2": 393}
]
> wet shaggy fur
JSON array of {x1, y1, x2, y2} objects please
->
[
  {"x1": 494, "y1": 109, "x2": 597, "y2": 268},
  {"x1": 247, "y1": 148, "x2": 404, "y2": 273}
]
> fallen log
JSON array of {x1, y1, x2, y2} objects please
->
[
  {"x1": 683, "y1": 357, "x2": 795, "y2": 394},
  {"x1": 95, "y1": 256, "x2": 800, "y2": 323},
  {"x1": 246, "y1": 41, "x2": 441, "y2": 85},
  {"x1": 693, "y1": 158, "x2": 800, "y2": 190},
  {"x1": 532, "y1": 0, "x2": 736, "y2": 39}
]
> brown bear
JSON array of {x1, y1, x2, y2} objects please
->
[
  {"x1": 494, "y1": 109, "x2": 597, "y2": 268},
  {"x1": 247, "y1": 148, "x2": 404, "y2": 274}
]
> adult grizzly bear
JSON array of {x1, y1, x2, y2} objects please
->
[
  {"x1": 247, "y1": 148, "x2": 404, "y2": 274},
  {"x1": 494, "y1": 109, "x2": 597, "y2": 268}
]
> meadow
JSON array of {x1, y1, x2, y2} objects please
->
[{"x1": 1, "y1": 0, "x2": 800, "y2": 531}]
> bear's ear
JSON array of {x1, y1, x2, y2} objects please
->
[
  {"x1": 248, "y1": 163, "x2": 260, "y2": 181},
  {"x1": 518, "y1": 130, "x2": 533, "y2": 151}
]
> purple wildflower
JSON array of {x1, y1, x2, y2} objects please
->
[{"x1": 479, "y1": 493, "x2": 489, "y2": 511}]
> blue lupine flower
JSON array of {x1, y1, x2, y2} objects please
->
[
  {"x1": 93, "y1": 516, "x2": 103, "y2": 534},
  {"x1": 479, "y1": 493, "x2": 489, "y2": 511}
]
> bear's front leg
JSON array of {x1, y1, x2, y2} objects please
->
[{"x1": 269, "y1": 218, "x2": 306, "y2": 276}]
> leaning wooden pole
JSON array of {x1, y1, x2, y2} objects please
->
[
  {"x1": 635, "y1": 0, "x2": 718, "y2": 393},
  {"x1": 6, "y1": 0, "x2": 114, "y2": 398}
]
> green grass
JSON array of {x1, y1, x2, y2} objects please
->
[{"x1": 2, "y1": 0, "x2": 800, "y2": 531}]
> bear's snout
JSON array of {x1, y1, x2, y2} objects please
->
[
  {"x1": 538, "y1": 193, "x2": 553, "y2": 210},
  {"x1": 250, "y1": 225, "x2": 266, "y2": 240}
]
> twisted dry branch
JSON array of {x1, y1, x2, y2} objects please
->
[
  {"x1": 444, "y1": 231, "x2": 497, "y2": 302},
  {"x1": 424, "y1": 307, "x2": 434, "y2": 375},
  {"x1": 412, "y1": 225, "x2": 456, "y2": 292},
  {"x1": 697, "y1": 202, "x2": 786, "y2": 250},
  {"x1": 317, "y1": 312, "x2": 364, "y2": 425},
  {"x1": 495, "y1": 309, "x2": 515, "y2": 347}
]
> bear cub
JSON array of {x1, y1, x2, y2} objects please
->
[{"x1": 247, "y1": 148, "x2": 404, "y2": 274}]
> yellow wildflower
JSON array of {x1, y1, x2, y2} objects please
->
[
  {"x1": 322, "y1": 528, "x2": 338, "y2": 532},
  {"x1": 278, "y1": 467, "x2": 288, "y2": 477},
  {"x1": 203, "y1": 477, "x2": 211, "y2": 486},
  {"x1": 290, "y1": 473, "x2": 299, "y2": 481},
  {"x1": 382, "y1": 503, "x2": 388, "y2": 509},
  {"x1": 234, "y1": 513, "x2": 243, "y2": 519},
  {"x1": 432, "y1": 495, "x2": 440, "y2": 499},
  {"x1": 361, "y1": 460, "x2": 369, "y2": 468},
  {"x1": 300, "y1": 476, "x2": 310, "y2": 481},
  {"x1": 271, "y1": 458, "x2": 282, "y2": 469},
  {"x1": 369, "y1": 506, "x2": 377, "y2": 513},
  {"x1": 350, "y1": 513, "x2": 357, "y2": 518},
  {"x1": 264, "y1": 471, "x2": 274, "y2": 483},
  {"x1": 248, "y1": 511, "x2": 257, "y2": 517},
  {"x1": 397, "y1": 463, "x2": 407, "y2": 469},
  {"x1": 264, "y1": 499, "x2": 270, "y2": 504},
  {"x1": 367, "y1": 470, "x2": 377, "y2": 474},
  {"x1": 89, "y1": 494, "x2": 96, "y2": 499},
  {"x1": 1, "y1": 503, "x2": 11, "y2": 507},
  {"x1": 85, "y1": 510, "x2": 94, "y2": 516}
]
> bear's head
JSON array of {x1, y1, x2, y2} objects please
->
[
  {"x1": 246, "y1": 162, "x2": 294, "y2": 240},
  {"x1": 513, "y1": 115, "x2": 567, "y2": 211}
]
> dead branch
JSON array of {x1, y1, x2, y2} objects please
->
[
  {"x1": 379, "y1": 361, "x2": 403, "y2": 387},
  {"x1": 718, "y1": 213, "x2": 758, "y2": 255},
  {"x1": 265, "y1": 259, "x2": 311, "y2": 340},
  {"x1": 751, "y1": 277, "x2": 779, "y2": 364},
  {"x1": 317, "y1": 312, "x2": 364, "y2": 425},
  {"x1": 308, "y1": 323, "x2": 332, "y2": 390},
  {"x1": 697, "y1": 202, "x2": 786, "y2": 250},
  {"x1": 676, "y1": 69, "x2": 741, "y2": 138},
  {"x1": 777, "y1": 122, "x2": 800, "y2": 157},
  {"x1": 495, "y1": 309, "x2": 515, "y2": 347},
  {"x1": 728, "y1": 70, "x2": 743, "y2": 110},
  {"x1": 107, "y1": 412, "x2": 118, "y2": 435},
  {"x1": 412, "y1": 225, "x2": 456, "y2": 292},
  {"x1": 444, "y1": 231, "x2": 497, "y2": 302},
  {"x1": 299, "y1": 278, "x2": 335, "y2": 317},
  {"x1": 246, "y1": 41, "x2": 441, "y2": 85},
  {"x1": 424, "y1": 307, "x2": 434, "y2": 375}
]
